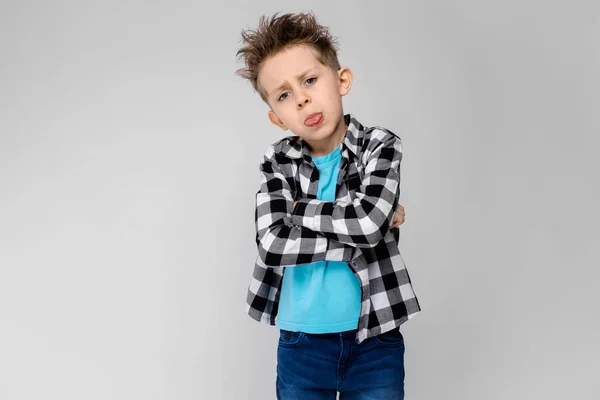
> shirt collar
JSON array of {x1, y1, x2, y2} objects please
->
[{"x1": 277, "y1": 113, "x2": 364, "y2": 160}]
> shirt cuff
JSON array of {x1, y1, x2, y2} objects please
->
[{"x1": 291, "y1": 198, "x2": 323, "y2": 230}]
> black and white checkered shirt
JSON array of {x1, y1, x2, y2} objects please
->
[{"x1": 246, "y1": 114, "x2": 421, "y2": 343}]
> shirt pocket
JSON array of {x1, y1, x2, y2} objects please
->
[{"x1": 345, "y1": 163, "x2": 364, "y2": 192}]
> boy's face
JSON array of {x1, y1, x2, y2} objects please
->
[{"x1": 257, "y1": 44, "x2": 353, "y2": 153}]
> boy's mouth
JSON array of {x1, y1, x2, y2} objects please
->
[{"x1": 304, "y1": 112, "x2": 323, "y2": 127}]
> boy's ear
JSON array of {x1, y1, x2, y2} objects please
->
[
  {"x1": 268, "y1": 110, "x2": 288, "y2": 130},
  {"x1": 338, "y1": 67, "x2": 353, "y2": 96}
]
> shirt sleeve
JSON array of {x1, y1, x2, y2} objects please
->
[
  {"x1": 255, "y1": 147, "x2": 355, "y2": 267},
  {"x1": 290, "y1": 130, "x2": 402, "y2": 248}
]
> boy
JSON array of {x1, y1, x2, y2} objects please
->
[{"x1": 236, "y1": 12, "x2": 421, "y2": 399}]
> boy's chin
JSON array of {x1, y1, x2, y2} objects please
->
[{"x1": 296, "y1": 130, "x2": 336, "y2": 142}]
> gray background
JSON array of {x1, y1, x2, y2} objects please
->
[{"x1": 1, "y1": 0, "x2": 598, "y2": 399}]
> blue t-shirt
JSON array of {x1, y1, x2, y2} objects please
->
[{"x1": 276, "y1": 144, "x2": 362, "y2": 333}]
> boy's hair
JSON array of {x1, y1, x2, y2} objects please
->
[{"x1": 235, "y1": 11, "x2": 341, "y2": 102}]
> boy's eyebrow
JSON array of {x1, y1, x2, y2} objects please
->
[{"x1": 268, "y1": 67, "x2": 318, "y2": 97}]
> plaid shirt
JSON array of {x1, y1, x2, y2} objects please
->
[{"x1": 246, "y1": 114, "x2": 421, "y2": 344}]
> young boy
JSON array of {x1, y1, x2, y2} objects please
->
[{"x1": 236, "y1": 12, "x2": 421, "y2": 399}]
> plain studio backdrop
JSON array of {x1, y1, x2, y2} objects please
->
[{"x1": 1, "y1": 0, "x2": 598, "y2": 399}]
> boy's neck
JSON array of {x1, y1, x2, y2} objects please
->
[{"x1": 306, "y1": 114, "x2": 348, "y2": 157}]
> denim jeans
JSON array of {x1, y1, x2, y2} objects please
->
[{"x1": 276, "y1": 328, "x2": 405, "y2": 399}]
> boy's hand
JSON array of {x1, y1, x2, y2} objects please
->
[
  {"x1": 292, "y1": 201, "x2": 406, "y2": 228},
  {"x1": 391, "y1": 204, "x2": 405, "y2": 228}
]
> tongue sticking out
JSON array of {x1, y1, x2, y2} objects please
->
[{"x1": 305, "y1": 113, "x2": 322, "y2": 126}]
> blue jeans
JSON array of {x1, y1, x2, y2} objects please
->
[{"x1": 276, "y1": 328, "x2": 405, "y2": 399}]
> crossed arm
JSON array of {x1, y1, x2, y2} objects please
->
[
  {"x1": 292, "y1": 200, "x2": 405, "y2": 228},
  {"x1": 255, "y1": 131, "x2": 403, "y2": 267}
]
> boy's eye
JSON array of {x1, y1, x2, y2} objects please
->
[{"x1": 277, "y1": 78, "x2": 316, "y2": 101}]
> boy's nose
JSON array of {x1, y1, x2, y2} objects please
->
[{"x1": 297, "y1": 97, "x2": 310, "y2": 108}]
